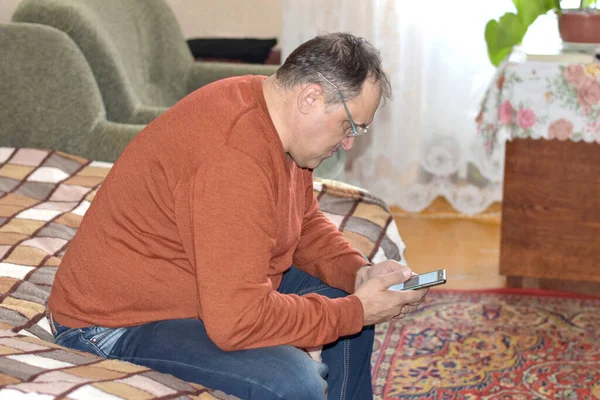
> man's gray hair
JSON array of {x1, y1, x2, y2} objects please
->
[{"x1": 276, "y1": 32, "x2": 392, "y2": 106}]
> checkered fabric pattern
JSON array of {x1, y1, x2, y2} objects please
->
[
  {"x1": 0, "y1": 148, "x2": 109, "y2": 342},
  {"x1": 0, "y1": 147, "x2": 406, "y2": 399},
  {"x1": 313, "y1": 179, "x2": 406, "y2": 265},
  {"x1": 0, "y1": 330, "x2": 232, "y2": 399}
]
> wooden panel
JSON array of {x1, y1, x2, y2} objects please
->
[{"x1": 500, "y1": 138, "x2": 600, "y2": 283}]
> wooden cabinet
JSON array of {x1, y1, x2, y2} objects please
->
[{"x1": 500, "y1": 138, "x2": 600, "y2": 289}]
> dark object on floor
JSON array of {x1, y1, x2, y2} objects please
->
[{"x1": 188, "y1": 38, "x2": 278, "y2": 64}]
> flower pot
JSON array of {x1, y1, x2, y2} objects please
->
[{"x1": 558, "y1": 9, "x2": 600, "y2": 44}]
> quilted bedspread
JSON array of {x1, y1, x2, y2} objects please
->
[{"x1": 0, "y1": 147, "x2": 406, "y2": 399}]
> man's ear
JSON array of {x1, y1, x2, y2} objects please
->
[{"x1": 297, "y1": 84, "x2": 324, "y2": 115}]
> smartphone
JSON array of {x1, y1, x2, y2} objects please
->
[{"x1": 388, "y1": 269, "x2": 447, "y2": 291}]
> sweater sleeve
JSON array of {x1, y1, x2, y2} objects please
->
[
  {"x1": 189, "y1": 149, "x2": 363, "y2": 351},
  {"x1": 292, "y1": 171, "x2": 372, "y2": 294}
]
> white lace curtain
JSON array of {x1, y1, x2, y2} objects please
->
[{"x1": 282, "y1": 0, "x2": 514, "y2": 214}]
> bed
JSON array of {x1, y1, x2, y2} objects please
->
[{"x1": 0, "y1": 146, "x2": 406, "y2": 399}]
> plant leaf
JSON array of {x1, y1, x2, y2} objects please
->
[
  {"x1": 497, "y1": 12, "x2": 528, "y2": 47},
  {"x1": 485, "y1": 12, "x2": 527, "y2": 66},
  {"x1": 580, "y1": 0, "x2": 597, "y2": 8},
  {"x1": 512, "y1": 0, "x2": 555, "y2": 27}
]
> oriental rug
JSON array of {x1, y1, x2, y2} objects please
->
[{"x1": 371, "y1": 289, "x2": 600, "y2": 399}]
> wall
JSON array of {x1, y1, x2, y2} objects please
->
[
  {"x1": 0, "y1": 0, "x2": 282, "y2": 46},
  {"x1": 166, "y1": 0, "x2": 282, "y2": 46},
  {"x1": 0, "y1": 0, "x2": 21, "y2": 23}
]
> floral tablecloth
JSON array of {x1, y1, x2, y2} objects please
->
[{"x1": 477, "y1": 59, "x2": 600, "y2": 153}]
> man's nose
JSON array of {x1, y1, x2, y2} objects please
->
[{"x1": 341, "y1": 136, "x2": 355, "y2": 151}]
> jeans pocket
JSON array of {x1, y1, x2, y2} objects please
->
[
  {"x1": 54, "y1": 326, "x2": 127, "y2": 359},
  {"x1": 53, "y1": 327, "x2": 80, "y2": 347},
  {"x1": 79, "y1": 327, "x2": 127, "y2": 358}
]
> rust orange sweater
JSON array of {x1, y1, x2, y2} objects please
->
[{"x1": 48, "y1": 76, "x2": 369, "y2": 351}]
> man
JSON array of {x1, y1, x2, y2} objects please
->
[{"x1": 48, "y1": 32, "x2": 429, "y2": 399}]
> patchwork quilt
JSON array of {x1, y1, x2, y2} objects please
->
[{"x1": 0, "y1": 147, "x2": 406, "y2": 399}]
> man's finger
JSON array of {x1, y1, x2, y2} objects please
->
[
  {"x1": 407, "y1": 295, "x2": 427, "y2": 307},
  {"x1": 401, "y1": 305, "x2": 418, "y2": 314},
  {"x1": 375, "y1": 268, "x2": 413, "y2": 289},
  {"x1": 396, "y1": 287, "x2": 428, "y2": 305}
]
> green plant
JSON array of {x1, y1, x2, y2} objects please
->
[{"x1": 485, "y1": 0, "x2": 598, "y2": 66}]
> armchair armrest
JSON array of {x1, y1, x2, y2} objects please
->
[
  {"x1": 186, "y1": 61, "x2": 279, "y2": 93},
  {"x1": 83, "y1": 121, "x2": 145, "y2": 162},
  {"x1": 129, "y1": 106, "x2": 168, "y2": 125}
]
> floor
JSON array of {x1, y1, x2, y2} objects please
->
[
  {"x1": 391, "y1": 198, "x2": 600, "y2": 296},
  {"x1": 391, "y1": 199, "x2": 504, "y2": 291}
]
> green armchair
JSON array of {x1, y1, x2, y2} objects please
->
[
  {"x1": 0, "y1": 23, "x2": 143, "y2": 163},
  {"x1": 11, "y1": 0, "x2": 279, "y2": 126}
]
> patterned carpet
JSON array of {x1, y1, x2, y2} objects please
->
[{"x1": 371, "y1": 289, "x2": 600, "y2": 399}]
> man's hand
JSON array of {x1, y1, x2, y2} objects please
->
[
  {"x1": 355, "y1": 260, "x2": 414, "y2": 291},
  {"x1": 353, "y1": 262, "x2": 428, "y2": 326}
]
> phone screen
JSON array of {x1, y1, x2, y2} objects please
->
[{"x1": 388, "y1": 269, "x2": 446, "y2": 291}]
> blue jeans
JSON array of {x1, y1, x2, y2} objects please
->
[{"x1": 52, "y1": 266, "x2": 374, "y2": 400}]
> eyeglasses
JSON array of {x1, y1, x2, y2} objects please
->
[{"x1": 315, "y1": 71, "x2": 370, "y2": 137}]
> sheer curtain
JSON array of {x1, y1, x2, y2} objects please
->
[{"x1": 282, "y1": 0, "x2": 514, "y2": 214}]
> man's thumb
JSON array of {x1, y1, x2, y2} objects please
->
[{"x1": 376, "y1": 268, "x2": 412, "y2": 289}]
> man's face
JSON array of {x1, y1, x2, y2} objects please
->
[{"x1": 291, "y1": 79, "x2": 382, "y2": 170}]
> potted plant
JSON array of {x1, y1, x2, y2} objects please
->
[{"x1": 485, "y1": 0, "x2": 600, "y2": 66}]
